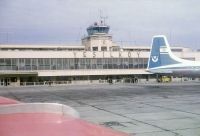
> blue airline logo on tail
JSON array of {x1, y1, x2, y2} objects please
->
[{"x1": 151, "y1": 56, "x2": 159, "y2": 62}]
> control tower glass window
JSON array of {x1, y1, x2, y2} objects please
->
[
  {"x1": 93, "y1": 47, "x2": 98, "y2": 51},
  {"x1": 87, "y1": 22, "x2": 110, "y2": 36},
  {"x1": 101, "y1": 46, "x2": 107, "y2": 51}
]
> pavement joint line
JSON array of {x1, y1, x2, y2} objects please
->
[
  {"x1": 172, "y1": 126, "x2": 200, "y2": 131},
  {"x1": 125, "y1": 116, "x2": 193, "y2": 122},
  {"x1": 70, "y1": 99, "x2": 181, "y2": 136},
  {"x1": 40, "y1": 90, "x2": 182, "y2": 136},
  {"x1": 131, "y1": 130, "x2": 178, "y2": 135},
  {"x1": 5, "y1": 89, "x2": 21, "y2": 101},
  {"x1": 143, "y1": 103, "x2": 200, "y2": 116}
]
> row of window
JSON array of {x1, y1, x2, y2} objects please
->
[{"x1": 0, "y1": 58, "x2": 148, "y2": 70}]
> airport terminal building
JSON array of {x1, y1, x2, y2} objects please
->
[{"x1": 0, "y1": 22, "x2": 200, "y2": 86}]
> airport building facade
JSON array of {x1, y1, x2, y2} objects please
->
[{"x1": 0, "y1": 22, "x2": 200, "y2": 86}]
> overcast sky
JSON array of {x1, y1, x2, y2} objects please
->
[{"x1": 0, "y1": 0, "x2": 200, "y2": 49}]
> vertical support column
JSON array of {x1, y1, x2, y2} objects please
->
[
  {"x1": 16, "y1": 76, "x2": 20, "y2": 86},
  {"x1": 156, "y1": 74, "x2": 159, "y2": 83},
  {"x1": 52, "y1": 76, "x2": 56, "y2": 85},
  {"x1": 98, "y1": 45, "x2": 101, "y2": 51}
]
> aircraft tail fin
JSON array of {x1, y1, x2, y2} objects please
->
[{"x1": 147, "y1": 35, "x2": 180, "y2": 70}]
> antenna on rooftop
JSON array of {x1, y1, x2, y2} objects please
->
[
  {"x1": 99, "y1": 9, "x2": 108, "y2": 25},
  {"x1": 0, "y1": 32, "x2": 13, "y2": 44}
]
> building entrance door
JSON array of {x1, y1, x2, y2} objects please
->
[
  {"x1": 0, "y1": 78, "x2": 11, "y2": 86},
  {"x1": 0, "y1": 79, "x2": 4, "y2": 86},
  {"x1": 4, "y1": 78, "x2": 11, "y2": 86}
]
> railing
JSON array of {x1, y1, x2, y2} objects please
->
[
  {"x1": 1, "y1": 78, "x2": 200, "y2": 87},
  {"x1": 1, "y1": 79, "x2": 145, "y2": 87},
  {"x1": 19, "y1": 80, "x2": 111, "y2": 86}
]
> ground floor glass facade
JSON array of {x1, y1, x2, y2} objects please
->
[{"x1": 0, "y1": 58, "x2": 148, "y2": 71}]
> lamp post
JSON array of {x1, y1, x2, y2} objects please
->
[{"x1": 136, "y1": 49, "x2": 141, "y2": 69}]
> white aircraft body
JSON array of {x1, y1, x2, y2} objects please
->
[{"x1": 147, "y1": 35, "x2": 200, "y2": 76}]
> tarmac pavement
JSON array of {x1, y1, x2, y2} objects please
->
[{"x1": 0, "y1": 83, "x2": 200, "y2": 136}]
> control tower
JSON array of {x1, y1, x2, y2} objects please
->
[{"x1": 82, "y1": 21, "x2": 117, "y2": 51}]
